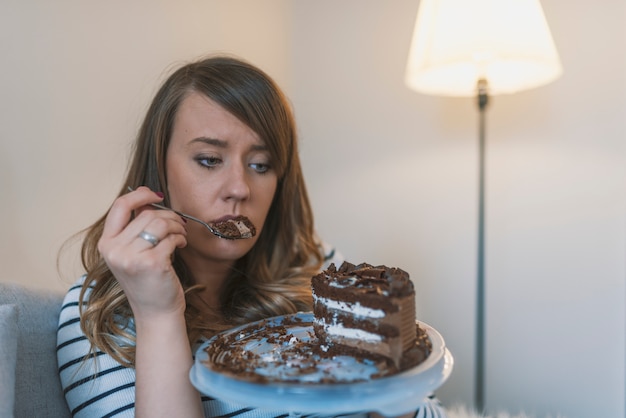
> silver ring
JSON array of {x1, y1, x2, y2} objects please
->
[{"x1": 138, "y1": 231, "x2": 159, "y2": 247}]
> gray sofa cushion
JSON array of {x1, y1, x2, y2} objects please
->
[
  {"x1": 0, "y1": 304, "x2": 18, "y2": 418},
  {"x1": 0, "y1": 282, "x2": 71, "y2": 418}
]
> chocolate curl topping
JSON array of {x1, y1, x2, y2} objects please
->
[{"x1": 325, "y1": 261, "x2": 414, "y2": 296}]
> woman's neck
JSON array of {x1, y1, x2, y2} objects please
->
[{"x1": 178, "y1": 253, "x2": 235, "y2": 310}]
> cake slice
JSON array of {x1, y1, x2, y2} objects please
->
[{"x1": 312, "y1": 261, "x2": 417, "y2": 367}]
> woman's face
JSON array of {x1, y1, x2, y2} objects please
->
[{"x1": 165, "y1": 92, "x2": 278, "y2": 265}]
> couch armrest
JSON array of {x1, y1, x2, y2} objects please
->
[
  {"x1": 0, "y1": 304, "x2": 18, "y2": 418},
  {"x1": 0, "y1": 282, "x2": 71, "y2": 418}
]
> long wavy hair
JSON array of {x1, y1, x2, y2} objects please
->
[{"x1": 77, "y1": 55, "x2": 323, "y2": 366}]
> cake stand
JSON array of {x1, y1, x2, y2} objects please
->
[{"x1": 190, "y1": 312, "x2": 453, "y2": 416}]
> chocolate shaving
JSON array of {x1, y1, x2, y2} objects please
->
[{"x1": 203, "y1": 316, "x2": 431, "y2": 385}]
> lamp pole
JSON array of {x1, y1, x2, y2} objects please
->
[
  {"x1": 404, "y1": 2, "x2": 562, "y2": 412},
  {"x1": 475, "y1": 78, "x2": 489, "y2": 412}
]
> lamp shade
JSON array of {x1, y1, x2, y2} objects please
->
[{"x1": 405, "y1": 0, "x2": 563, "y2": 96}]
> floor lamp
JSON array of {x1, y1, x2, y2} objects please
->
[{"x1": 404, "y1": 0, "x2": 562, "y2": 411}]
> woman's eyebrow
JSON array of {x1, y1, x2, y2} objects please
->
[
  {"x1": 190, "y1": 137, "x2": 226, "y2": 148},
  {"x1": 190, "y1": 137, "x2": 269, "y2": 152}
]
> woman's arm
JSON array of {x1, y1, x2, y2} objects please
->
[
  {"x1": 134, "y1": 309, "x2": 202, "y2": 418},
  {"x1": 58, "y1": 281, "x2": 137, "y2": 417},
  {"x1": 98, "y1": 186, "x2": 202, "y2": 418}
]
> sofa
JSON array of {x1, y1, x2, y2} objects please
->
[{"x1": 0, "y1": 282, "x2": 71, "y2": 418}]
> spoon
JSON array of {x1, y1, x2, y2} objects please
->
[{"x1": 126, "y1": 187, "x2": 255, "y2": 240}]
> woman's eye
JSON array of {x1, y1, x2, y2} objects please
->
[
  {"x1": 250, "y1": 162, "x2": 271, "y2": 174},
  {"x1": 196, "y1": 156, "x2": 222, "y2": 168}
]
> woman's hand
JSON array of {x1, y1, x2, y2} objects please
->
[
  {"x1": 99, "y1": 187, "x2": 203, "y2": 417},
  {"x1": 98, "y1": 186, "x2": 188, "y2": 320}
]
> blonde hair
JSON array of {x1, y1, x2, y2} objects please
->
[{"x1": 77, "y1": 55, "x2": 323, "y2": 366}]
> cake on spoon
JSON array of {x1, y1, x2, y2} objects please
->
[{"x1": 210, "y1": 215, "x2": 256, "y2": 239}]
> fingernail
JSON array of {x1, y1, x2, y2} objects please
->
[{"x1": 155, "y1": 191, "x2": 164, "y2": 198}]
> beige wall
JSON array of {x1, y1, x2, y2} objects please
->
[
  {"x1": 0, "y1": 0, "x2": 292, "y2": 291},
  {"x1": 1, "y1": 1, "x2": 625, "y2": 417}
]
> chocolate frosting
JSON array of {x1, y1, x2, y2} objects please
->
[{"x1": 317, "y1": 261, "x2": 414, "y2": 297}]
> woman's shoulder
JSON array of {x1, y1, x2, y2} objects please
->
[
  {"x1": 57, "y1": 276, "x2": 138, "y2": 416},
  {"x1": 57, "y1": 275, "x2": 104, "y2": 348},
  {"x1": 59, "y1": 276, "x2": 88, "y2": 319},
  {"x1": 58, "y1": 275, "x2": 93, "y2": 318},
  {"x1": 58, "y1": 275, "x2": 135, "y2": 338}
]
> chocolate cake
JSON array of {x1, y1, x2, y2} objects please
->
[
  {"x1": 201, "y1": 262, "x2": 432, "y2": 384},
  {"x1": 312, "y1": 261, "x2": 422, "y2": 368},
  {"x1": 210, "y1": 215, "x2": 256, "y2": 239}
]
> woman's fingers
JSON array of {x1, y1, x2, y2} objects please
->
[
  {"x1": 101, "y1": 186, "x2": 185, "y2": 244},
  {"x1": 101, "y1": 186, "x2": 163, "y2": 239},
  {"x1": 98, "y1": 186, "x2": 187, "y2": 275},
  {"x1": 97, "y1": 188, "x2": 188, "y2": 317},
  {"x1": 125, "y1": 211, "x2": 187, "y2": 250}
]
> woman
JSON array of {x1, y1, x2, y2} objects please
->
[{"x1": 57, "y1": 55, "x2": 444, "y2": 418}]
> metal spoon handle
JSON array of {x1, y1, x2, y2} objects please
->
[{"x1": 126, "y1": 186, "x2": 226, "y2": 238}]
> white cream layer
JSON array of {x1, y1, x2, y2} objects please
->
[
  {"x1": 315, "y1": 319, "x2": 383, "y2": 342},
  {"x1": 313, "y1": 295, "x2": 385, "y2": 318}
]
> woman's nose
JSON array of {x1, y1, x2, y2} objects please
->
[{"x1": 223, "y1": 163, "x2": 250, "y2": 201}]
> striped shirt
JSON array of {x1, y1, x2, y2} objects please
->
[{"x1": 57, "y1": 246, "x2": 446, "y2": 417}]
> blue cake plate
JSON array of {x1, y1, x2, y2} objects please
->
[{"x1": 190, "y1": 312, "x2": 453, "y2": 416}]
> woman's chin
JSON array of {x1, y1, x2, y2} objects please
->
[{"x1": 184, "y1": 236, "x2": 257, "y2": 263}]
